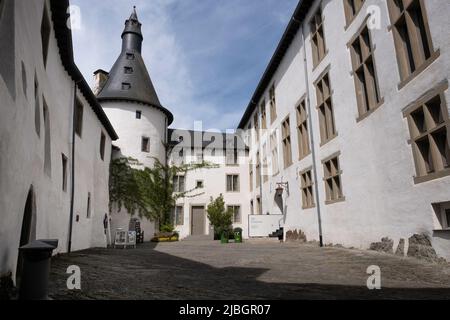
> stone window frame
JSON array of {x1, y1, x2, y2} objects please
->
[
  {"x1": 141, "y1": 136, "x2": 150, "y2": 153},
  {"x1": 315, "y1": 68, "x2": 337, "y2": 146},
  {"x1": 281, "y1": 115, "x2": 293, "y2": 169},
  {"x1": 387, "y1": 0, "x2": 440, "y2": 90},
  {"x1": 41, "y1": 4, "x2": 51, "y2": 68},
  {"x1": 403, "y1": 81, "x2": 450, "y2": 184},
  {"x1": 269, "y1": 84, "x2": 277, "y2": 124},
  {"x1": 226, "y1": 174, "x2": 240, "y2": 192},
  {"x1": 270, "y1": 130, "x2": 280, "y2": 176},
  {"x1": 173, "y1": 205, "x2": 184, "y2": 226},
  {"x1": 348, "y1": 17, "x2": 384, "y2": 122},
  {"x1": 173, "y1": 175, "x2": 185, "y2": 193},
  {"x1": 300, "y1": 167, "x2": 315, "y2": 209},
  {"x1": 296, "y1": 96, "x2": 311, "y2": 160},
  {"x1": 310, "y1": 4, "x2": 328, "y2": 69},
  {"x1": 322, "y1": 152, "x2": 345, "y2": 205},
  {"x1": 343, "y1": 0, "x2": 366, "y2": 28},
  {"x1": 227, "y1": 205, "x2": 242, "y2": 224},
  {"x1": 432, "y1": 202, "x2": 450, "y2": 231}
]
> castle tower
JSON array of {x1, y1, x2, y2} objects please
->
[
  {"x1": 97, "y1": 7, "x2": 173, "y2": 168},
  {"x1": 97, "y1": 7, "x2": 174, "y2": 240}
]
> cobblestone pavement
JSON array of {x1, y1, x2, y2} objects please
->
[{"x1": 48, "y1": 239, "x2": 450, "y2": 300}]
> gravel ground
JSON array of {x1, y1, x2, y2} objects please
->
[{"x1": 48, "y1": 238, "x2": 450, "y2": 300}]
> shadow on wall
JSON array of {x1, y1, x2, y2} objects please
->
[{"x1": 46, "y1": 242, "x2": 450, "y2": 300}]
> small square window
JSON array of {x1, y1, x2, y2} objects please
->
[
  {"x1": 122, "y1": 83, "x2": 131, "y2": 90},
  {"x1": 141, "y1": 137, "x2": 150, "y2": 153},
  {"x1": 196, "y1": 180, "x2": 204, "y2": 189},
  {"x1": 126, "y1": 53, "x2": 135, "y2": 60},
  {"x1": 136, "y1": 110, "x2": 142, "y2": 119},
  {"x1": 124, "y1": 67, "x2": 133, "y2": 74}
]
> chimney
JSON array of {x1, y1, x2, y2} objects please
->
[{"x1": 93, "y1": 69, "x2": 109, "y2": 96}]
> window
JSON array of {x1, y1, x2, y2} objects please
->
[
  {"x1": 323, "y1": 154, "x2": 345, "y2": 204},
  {"x1": 250, "y1": 200, "x2": 254, "y2": 215},
  {"x1": 446, "y1": 209, "x2": 450, "y2": 229},
  {"x1": 269, "y1": 85, "x2": 277, "y2": 124},
  {"x1": 256, "y1": 151, "x2": 261, "y2": 188},
  {"x1": 249, "y1": 163, "x2": 254, "y2": 192},
  {"x1": 122, "y1": 82, "x2": 131, "y2": 90},
  {"x1": 432, "y1": 202, "x2": 450, "y2": 230},
  {"x1": 253, "y1": 112, "x2": 259, "y2": 142},
  {"x1": 43, "y1": 98, "x2": 51, "y2": 177},
  {"x1": 297, "y1": 99, "x2": 310, "y2": 159},
  {"x1": 21, "y1": 62, "x2": 27, "y2": 98},
  {"x1": 136, "y1": 110, "x2": 142, "y2": 119},
  {"x1": 344, "y1": 0, "x2": 365, "y2": 25},
  {"x1": 226, "y1": 175, "x2": 240, "y2": 192},
  {"x1": 300, "y1": 169, "x2": 315, "y2": 209},
  {"x1": 228, "y1": 206, "x2": 241, "y2": 224},
  {"x1": 124, "y1": 67, "x2": 133, "y2": 74},
  {"x1": 387, "y1": 0, "x2": 437, "y2": 84},
  {"x1": 141, "y1": 137, "x2": 150, "y2": 153},
  {"x1": 173, "y1": 206, "x2": 184, "y2": 226},
  {"x1": 34, "y1": 75, "x2": 40, "y2": 137},
  {"x1": 126, "y1": 53, "x2": 135, "y2": 60},
  {"x1": 74, "y1": 98, "x2": 83, "y2": 137},
  {"x1": 404, "y1": 86, "x2": 450, "y2": 183},
  {"x1": 282, "y1": 116, "x2": 293, "y2": 168},
  {"x1": 262, "y1": 143, "x2": 268, "y2": 183},
  {"x1": 270, "y1": 131, "x2": 279, "y2": 175},
  {"x1": 87, "y1": 192, "x2": 91, "y2": 219},
  {"x1": 0, "y1": 0, "x2": 5, "y2": 20},
  {"x1": 256, "y1": 197, "x2": 261, "y2": 215},
  {"x1": 261, "y1": 100, "x2": 267, "y2": 130},
  {"x1": 62, "y1": 154, "x2": 68, "y2": 192},
  {"x1": 100, "y1": 132, "x2": 106, "y2": 161},
  {"x1": 349, "y1": 25, "x2": 381, "y2": 118},
  {"x1": 310, "y1": 6, "x2": 327, "y2": 67},
  {"x1": 173, "y1": 175, "x2": 185, "y2": 193},
  {"x1": 41, "y1": 5, "x2": 51, "y2": 68},
  {"x1": 196, "y1": 180, "x2": 204, "y2": 189},
  {"x1": 316, "y1": 72, "x2": 336, "y2": 144}
]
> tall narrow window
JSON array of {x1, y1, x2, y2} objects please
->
[
  {"x1": 62, "y1": 154, "x2": 68, "y2": 192},
  {"x1": 297, "y1": 99, "x2": 310, "y2": 159},
  {"x1": 136, "y1": 110, "x2": 142, "y2": 119},
  {"x1": 300, "y1": 169, "x2": 315, "y2": 209},
  {"x1": 344, "y1": 0, "x2": 365, "y2": 25},
  {"x1": 87, "y1": 192, "x2": 91, "y2": 219},
  {"x1": 141, "y1": 137, "x2": 150, "y2": 153},
  {"x1": 261, "y1": 100, "x2": 267, "y2": 130},
  {"x1": 228, "y1": 205, "x2": 242, "y2": 224},
  {"x1": 21, "y1": 61, "x2": 27, "y2": 98},
  {"x1": 249, "y1": 163, "x2": 254, "y2": 192},
  {"x1": 253, "y1": 112, "x2": 259, "y2": 142},
  {"x1": 316, "y1": 72, "x2": 336, "y2": 144},
  {"x1": 269, "y1": 85, "x2": 277, "y2": 124},
  {"x1": 43, "y1": 98, "x2": 51, "y2": 177},
  {"x1": 387, "y1": 0, "x2": 436, "y2": 83},
  {"x1": 310, "y1": 6, "x2": 327, "y2": 67},
  {"x1": 323, "y1": 154, "x2": 345, "y2": 204},
  {"x1": 270, "y1": 131, "x2": 279, "y2": 175},
  {"x1": 256, "y1": 197, "x2": 261, "y2": 215},
  {"x1": 41, "y1": 5, "x2": 51, "y2": 68},
  {"x1": 34, "y1": 75, "x2": 40, "y2": 137},
  {"x1": 124, "y1": 66, "x2": 133, "y2": 74},
  {"x1": 100, "y1": 132, "x2": 106, "y2": 161},
  {"x1": 262, "y1": 143, "x2": 268, "y2": 183},
  {"x1": 173, "y1": 206, "x2": 184, "y2": 226},
  {"x1": 226, "y1": 175, "x2": 240, "y2": 192},
  {"x1": 74, "y1": 98, "x2": 83, "y2": 137},
  {"x1": 404, "y1": 85, "x2": 450, "y2": 183},
  {"x1": 349, "y1": 25, "x2": 381, "y2": 118},
  {"x1": 282, "y1": 117, "x2": 293, "y2": 168},
  {"x1": 256, "y1": 151, "x2": 261, "y2": 188}
]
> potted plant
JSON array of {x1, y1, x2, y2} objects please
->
[{"x1": 207, "y1": 195, "x2": 233, "y2": 244}]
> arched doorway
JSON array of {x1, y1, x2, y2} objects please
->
[{"x1": 16, "y1": 186, "x2": 37, "y2": 285}]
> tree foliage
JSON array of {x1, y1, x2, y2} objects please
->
[
  {"x1": 206, "y1": 194, "x2": 233, "y2": 236},
  {"x1": 109, "y1": 157, "x2": 218, "y2": 227}
]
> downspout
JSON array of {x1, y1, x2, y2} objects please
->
[
  {"x1": 300, "y1": 22, "x2": 324, "y2": 248},
  {"x1": 256, "y1": 102, "x2": 263, "y2": 216},
  {"x1": 68, "y1": 81, "x2": 80, "y2": 253}
]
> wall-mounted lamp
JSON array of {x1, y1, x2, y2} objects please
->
[{"x1": 275, "y1": 181, "x2": 289, "y2": 197}]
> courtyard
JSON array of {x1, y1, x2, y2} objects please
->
[{"x1": 48, "y1": 238, "x2": 450, "y2": 300}]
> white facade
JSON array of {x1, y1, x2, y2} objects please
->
[
  {"x1": 0, "y1": 0, "x2": 116, "y2": 282},
  {"x1": 241, "y1": 0, "x2": 450, "y2": 260}
]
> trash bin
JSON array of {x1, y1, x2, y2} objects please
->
[
  {"x1": 234, "y1": 228, "x2": 243, "y2": 243},
  {"x1": 220, "y1": 232, "x2": 229, "y2": 244}
]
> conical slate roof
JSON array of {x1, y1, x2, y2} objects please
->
[{"x1": 97, "y1": 7, "x2": 173, "y2": 124}]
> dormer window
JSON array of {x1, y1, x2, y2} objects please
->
[
  {"x1": 126, "y1": 53, "x2": 135, "y2": 60},
  {"x1": 124, "y1": 67, "x2": 133, "y2": 74},
  {"x1": 122, "y1": 82, "x2": 131, "y2": 90}
]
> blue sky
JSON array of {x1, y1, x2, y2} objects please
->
[{"x1": 71, "y1": 0, "x2": 298, "y2": 130}]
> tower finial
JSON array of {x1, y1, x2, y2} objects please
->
[{"x1": 130, "y1": 6, "x2": 138, "y2": 21}]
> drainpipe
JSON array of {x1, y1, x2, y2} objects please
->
[
  {"x1": 257, "y1": 103, "x2": 263, "y2": 216},
  {"x1": 300, "y1": 22, "x2": 324, "y2": 248},
  {"x1": 68, "y1": 81, "x2": 80, "y2": 253}
]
